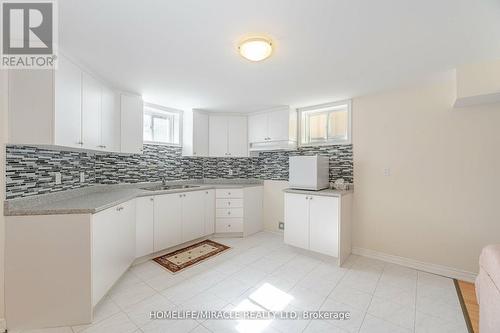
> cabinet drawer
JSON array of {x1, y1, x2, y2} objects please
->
[
  {"x1": 216, "y1": 219, "x2": 243, "y2": 233},
  {"x1": 216, "y1": 208, "x2": 243, "y2": 218},
  {"x1": 216, "y1": 189, "x2": 243, "y2": 198},
  {"x1": 216, "y1": 198, "x2": 244, "y2": 209}
]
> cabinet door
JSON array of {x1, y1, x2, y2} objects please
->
[
  {"x1": 268, "y1": 109, "x2": 290, "y2": 141},
  {"x1": 100, "y1": 87, "x2": 121, "y2": 152},
  {"x1": 182, "y1": 191, "x2": 206, "y2": 242},
  {"x1": 55, "y1": 56, "x2": 82, "y2": 148},
  {"x1": 309, "y1": 195, "x2": 339, "y2": 257},
  {"x1": 8, "y1": 69, "x2": 54, "y2": 145},
  {"x1": 248, "y1": 113, "x2": 268, "y2": 143},
  {"x1": 92, "y1": 200, "x2": 136, "y2": 306},
  {"x1": 204, "y1": 190, "x2": 215, "y2": 235},
  {"x1": 135, "y1": 196, "x2": 154, "y2": 258},
  {"x1": 121, "y1": 94, "x2": 144, "y2": 154},
  {"x1": 284, "y1": 193, "x2": 309, "y2": 250},
  {"x1": 209, "y1": 115, "x2": 228, "y2": 157},
  {"x1": 82, "y1": 73, "x2": 102, "y2": 150},
  {"x1": 193, "y1": 111, "x2": 209, "y2": 157},
  {"x1": 154, "y1": 193, "x2": 182, "y2": 251},
  {"x1": 227, "y1": 116, "x2": 248, "y2": 157}
]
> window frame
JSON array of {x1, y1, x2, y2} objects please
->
[
  {"x1": 143, "y1": 103, "x2": 183, "y2": 146},
  {"x1": 298, "y1": 99, "x2": 352, "y2": 146}
]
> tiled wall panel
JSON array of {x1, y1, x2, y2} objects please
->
[{"x1": 5, "y1": 144, "x2": 353, "y2": 199}]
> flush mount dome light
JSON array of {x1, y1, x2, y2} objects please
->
[{"x1": 238, "y1": 37, "x2": 273, "y2": 62}]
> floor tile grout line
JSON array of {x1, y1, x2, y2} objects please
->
[
  {"x1": 299, "y1": 255, "x2": 360, "y2": 333},
  {"x1": 355, "y1": 260, "x2": 386, "y2": 333},
  {"x1": 413, "y1": 269, "x2": 419, "y2": 332}
]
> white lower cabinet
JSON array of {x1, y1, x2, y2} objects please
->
[
  {"x1": 283, "y1": 193, "x2": 310, "y2": 249},
  {"x1": 3, "y1": 187, "x2": 259, "y2": 329},
  {"x1": 181, "y1": 191, "x2": 206, "y2": 242},
  {"x1": 215, "y1": 186, "x2": 263, "y2": 236},
  {"x1": 309, "y1": 195, "x2": 339, "y2": 257},
  {"x1": 284, "y1": 192, "x2": 351, "y2": 264},
  {"x1": 154, "y1": 193, "x2": 182, "y2": 252},
  {"x1": 135, "y1": 196, "x2": 155, "y2": 258},
  {"x1": 135, "y1": 190, "x2": 215, "y2": 259},
  {"x1": 204, "y1": 190, "x2": 215, "y2": 235},
  {"x1": 92, "y1": 200, "x2": 136, "y2": 306}
]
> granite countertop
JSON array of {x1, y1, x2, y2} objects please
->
[
  {"x1": 283, "y1": 187, "x2": 353, "y2": 197},
  {"x1": 4, "y1": 179, "x2": 263, "y2": 216}
]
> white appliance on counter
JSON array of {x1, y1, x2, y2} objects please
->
[{"x1": 289, "y1": 155, "x2": 329, "y2": 190}]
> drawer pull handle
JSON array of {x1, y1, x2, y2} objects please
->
[
  {"x1": 227, "y1": 211, "x2": 231, "y2": 215},
  {"x1": 116, "y1": 207, "x2": 124, "y2": 211},
  {"x1": 150, "y1": 198, "x2": 154, "y2": 202}
]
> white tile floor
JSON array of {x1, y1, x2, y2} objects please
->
[{"x1": 11, "y1": 232, "x2": 468, "y2": 333}]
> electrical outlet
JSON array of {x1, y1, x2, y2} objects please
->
[
  {"x1": 80, "y1": 172, "x2": 85, "y2": 183},
  {"x1": 278, "y1": 222, "x2": 285, "y2": 230},
  {"x1": 383, "y1": 168, "x2": 391, "y2": 177},
  {"x1": 228, "y1": 169, "x2": 233, "y2": 176},
  {"x1": 54, "y1": 172, "x2": 62, "y2": 185}
]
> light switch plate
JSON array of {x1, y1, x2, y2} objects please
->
[
  {"x1": 54, "y1": 172, "x2": 61, "y2": 185},
  {"x1": 80, "y1": 172, "x2": 85, "y2": 183},
  {"x1": 278, "y1": 222, "x2": 285, "y2": 230},
  {"x1": 228, "y1": 169, "x2": 234, "y2": 176}
]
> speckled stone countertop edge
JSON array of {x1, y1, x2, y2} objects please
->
[
  {"x1": 4, "y1": 179, "x2": 264, "y2": 216},
  {"x1": 283, "y1": 188, "x2": 353, "y2": 197}
]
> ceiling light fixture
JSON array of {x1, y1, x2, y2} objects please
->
[{"x1": 238, "y1": 37, "x2": 273, "y2": 62}]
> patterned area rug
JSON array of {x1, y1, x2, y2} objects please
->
[{"x1": 153, "y1": 239, "x2": 230, "y2": 273}]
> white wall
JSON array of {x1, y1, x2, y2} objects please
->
[
  {"x1": 352, "y1": 70, "x2": 500, "y2": 275},
  {"x1": 0, "y1": 69, "x2": 7, "y2": 328},
  {"x1": 262, "y1": 180, "x2": 288, "y2": 232},
  {"x1": 456, "y1": 59, "x2": 500, "y2": 99}
]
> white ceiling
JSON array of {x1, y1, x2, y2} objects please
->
[{"x1": 59, "y1": 0, "x2": 500, "y2": 112}]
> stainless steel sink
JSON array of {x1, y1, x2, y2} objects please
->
[{"x1": 142, "y1": 184, "x2": 200, "y2": 191}]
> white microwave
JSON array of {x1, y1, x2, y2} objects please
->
[{"x1": 289, "y1": 155, "x2": 330, "y2": 190}]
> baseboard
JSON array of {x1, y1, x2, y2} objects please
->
[
  {"x1": 0, "y1": 318, "x2": 6, "y2": 333},
  {"x1": 263, "y1": 229, "x2": 283, "y2": 235},
  {"x1": 352, "y1": 247, "x2": 477, "y2": 283}
]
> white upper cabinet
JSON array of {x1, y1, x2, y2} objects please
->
[
  {"x1": 100, "y1": 87, "x2": 121, "y2": 152},
  {"x1": 227, "y1": 116, "x2": 248, "y2": 157},
  {"x1": 209, "y1": 115, "x2": 248, "y2": 157},
  {"x1": 8, "y1": 70, "x2": 55, "y2": 145},
  {"x1": 55, "y1": 56, "x2": 82, "y2": 148},
  {"x1": 183, "y1": 110, "x2": 209, "y2": 157},
  {"x1": 268, "y1": 109, "x2": 291, "y2": 141},
  {"x1": 209, "y1": 115, "x2": 228, "y2": 157},
  {"x1": 8, "y1": 54, "x2": 140, "y2": 154},
  {"x1": 82, "y1": 73, "x2": 102, "y2": 150},
  {"x1": 120, "y1": 93, "x2": 144, "y2": 154},
  {"x1": 248, "y1": 112, "x2": 268, "y2": 143},
  {"x1": 248, "y1": 107, "x2": 297, "y2": 151}
]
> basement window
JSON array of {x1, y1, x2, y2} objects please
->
[
  {"x1": 299, "y1": 100, "x2": 351, "y2": 146},
  {"x1": 143, "y1": 104, "x2": 182, "y2": 145}
]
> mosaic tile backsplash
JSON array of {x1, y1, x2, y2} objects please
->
[{"x1": 5, "y1": 144, "x2": 353, "y2": 199}]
